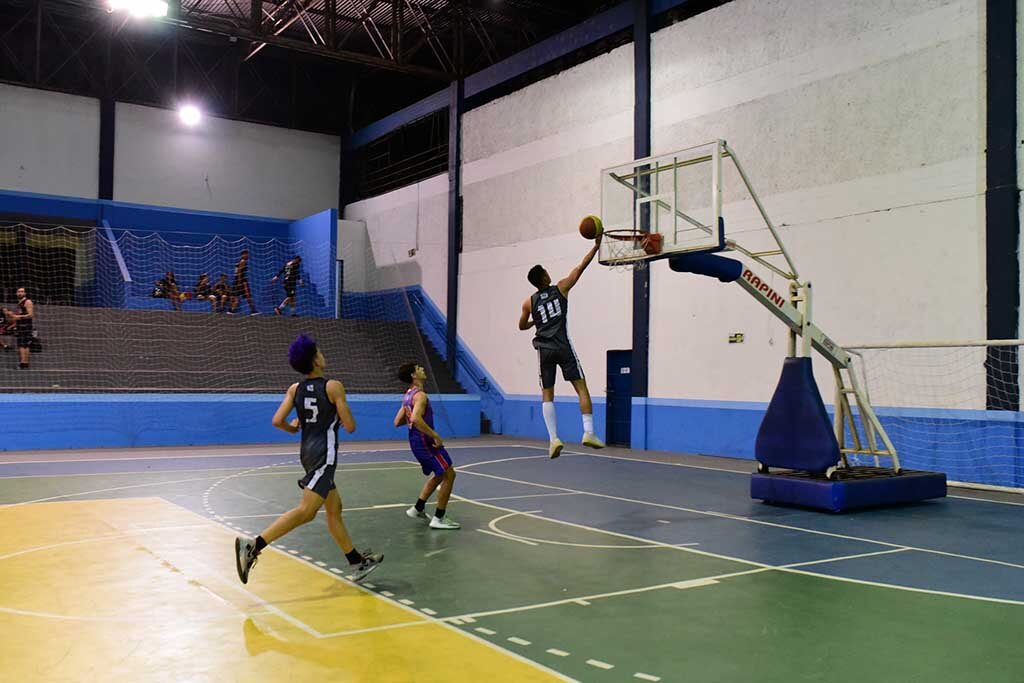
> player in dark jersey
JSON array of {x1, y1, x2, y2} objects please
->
[
  {"x1": 519, "y1": 237, "x2": 606, "y2": 458},
  {"x1": 271, "y1": 255, "x2": 303, "y2": 317},
  {"x1": 234, "y1": 334, "x2": 382, "y2": 584},
  {"x1": 230, "y1": 250, "x2": 258, "y2": 315},
  {"x1": 211, "y1": 273, "x2": 231, "y2": 312},
  {"x1": 192, "y1": 273, "x2": 217, "y2": 311},
  {"x1": 153, "y1": 272, "x2": 182, "y2": 311},
  {"x1": 393, "y1": 363, "x2": 460, "y2": 530},
  {"x1": 3, "y1": 287, "x2": 33, "y2": 369}
]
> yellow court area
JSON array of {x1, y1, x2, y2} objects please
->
[{"x1": 0, "y1": 498, "x2": 563, "y2": 682}]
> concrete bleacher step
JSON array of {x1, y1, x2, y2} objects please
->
[{"x1": 0, "y1": 305, "x2": 446, "y2": 395}]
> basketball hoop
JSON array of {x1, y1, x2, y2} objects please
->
[{"x1": 600, "y1": 229, "x2": 663, "y2": 271}]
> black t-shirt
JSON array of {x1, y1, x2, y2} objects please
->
[
  {"x1": 530, "y1": 285, "x2": 569, "y2": 350},
  {"x1": 295, "y1": 377, "x2": 340, "y2": 469}
]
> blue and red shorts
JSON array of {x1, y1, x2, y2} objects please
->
[{"x1": 409, "y1": 432, "x2": 453, "y2": 477}]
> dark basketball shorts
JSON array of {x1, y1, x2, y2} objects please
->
[
  {"x1": 16, "y1": 328, "x2": 33, "y2": 349},
  {"x1": 537, "y1": 344, "x2": 584, "y2": 388},
  {"x1": 297, "y1": 463, "x2": 336, "y2": 498},
  {"x1": 283, "y1": 284, "x2": 297, "y2": 299},
  {"x1": 233, "y1": 281, "x2": 251, "y2": 298}
]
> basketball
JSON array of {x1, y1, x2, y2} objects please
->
[{"x1": 579, "y1": 215, "x2": 603, "y2": 240}]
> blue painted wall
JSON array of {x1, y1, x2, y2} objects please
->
[
  {"x1": 0, "y1": 393, "x2": 480, "y2": 451},
  {"x1": 287, "y1": 208, "x2": 337, "y2": 318}
]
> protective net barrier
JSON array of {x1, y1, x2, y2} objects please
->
[
  {"x1": 0, "y1": 223, "x2": 456, "y2": 435},
  {"x1": 847, "y1": 343, "x2": 1024, "y2": 490}
]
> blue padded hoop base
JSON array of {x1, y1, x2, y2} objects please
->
[
  {"x1": 750, "y1": 467, "x2": 947, "y2": 512},
  {"x1": 755, "y1": 357, "x2": 840, "y2": 473},
  {"x1": 668, "y1": 252, "x2": 742, "y2": 282}
]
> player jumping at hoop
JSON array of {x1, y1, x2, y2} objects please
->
[{"x1": 519, "y1": 234, "x2": 606, "y2": 458}]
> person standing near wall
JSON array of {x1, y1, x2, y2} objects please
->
[
  {"x1": 518, "y1": 239, "x2": 605, "y2": 458},
  {"x1": 3, "y1": 287, "x2": 34, "y2": 369},
  {"x1": 271, "y1": 255, "x2": 303, "y2": 317},
  {"x1": 231, "y1": 250, "x2": 258, "y2": 315}
]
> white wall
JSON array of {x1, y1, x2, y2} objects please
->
[
  {"x1": 0, "y1": 84, "x2": 100, "y2": 198},
  {"x1": 647, "y1": 0, "x2": 986, "y2": 402},
  {"x1": 342, "y1": 174, "x2": 449, "y2": 311},
  {"x1": 114, "y1": 103, "x2": 340, "y2": 220},
  {"x1": 460, "y1": 45, "x2": 635, "y2": 396}
]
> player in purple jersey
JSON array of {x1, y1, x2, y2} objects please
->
[{"x1": 393, "y1": 363, "x2": 460, "y2": 530}]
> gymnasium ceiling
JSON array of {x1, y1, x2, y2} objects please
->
[{"x1": 0, "y1": 0, "x2": 621, "y2": 133}]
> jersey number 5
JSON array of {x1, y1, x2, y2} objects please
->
[
  {"x1": 304, "y1": 397, "x2": 319, "y2": 423},
  {"x1": 536, "y1": 299, "x2": 562, "y2": 324}
]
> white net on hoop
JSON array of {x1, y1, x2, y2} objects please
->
[{"x1": 600, "y1": 230, "x2": 657, "y2": 272}]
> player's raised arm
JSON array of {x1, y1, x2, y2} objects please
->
[
  {"x1": 518, "y1": 298, "x2": 534, "y2": 330},
  {"x1": 557, "y1": 235, "x2": 603, "y2": 295},
  {"x1": 272, "y1": 383, "x2": 300, "y2": 434},
  {"x1": 327, "y1": 379, "x2": 356, "y2": 433}
]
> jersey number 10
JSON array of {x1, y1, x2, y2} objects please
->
[{"x1": 536, "y1": 299, "x2": 562, "y2": 324}]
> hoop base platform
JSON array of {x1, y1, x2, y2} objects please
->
[{"x1": 750, "y1": 467, "x2": 947, "y2": 512}]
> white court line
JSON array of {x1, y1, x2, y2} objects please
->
[
  {"x1": 136, "y1": 501, "x2": 578, "y2": 680},
  {"x1": 469, "y1": 492, "x2": 581, "y2": 503},
  {"x1": 556, "y1": 447, "x2": 1024, "y2": 508},
  {"x1": 586, "y1": 659, "x2": 614, "y2": 670},
  {"x1": 441, "y1": 568, "x2": 767, "y2": 622},
  {"x1": 1, "y1": 466, "x2": 415, "y2": 506},
  {"x1": 476, "y1": 529, "x2": 539, "y2": 546},
  {"x1": 221, "y1": 503, "x2": 408, "y2": 520},
  {"x1": 507, "y1": 636, "x2": 532, "y2": 646},
  {"x1": 634, "y1": 673, "x2": 661, "y2": 681},
  {"x1": 484, "y1": 509, "x2": 698, "y2": 550},
  {"x1": 460, "y1": 466, "x2": 1024, "y2": 571},
  {"x1": 782, "y1": 548, "x2": 910, "y2": 569},
  {"x1": 777, "y1": 566, "x2": 1024, "y2": 607},
  {"x1": 457, "y1": 497, "x2": 1024, "y2": 608},
  {"x1": 949, "y1": 494, "x2": 1024, "y2": 507},
  {"x1": 314, "y1": 620, "x2": 430, "y2": 639},
  {"x1": 463, "y1": 497, "x2": 768, "y2": 569},
  {"x1": 0, "y1": 443, "x2": 524, "y2": 466},
  {"x1": 547, "y1": 648, "x2": 570, "y2": 657}
]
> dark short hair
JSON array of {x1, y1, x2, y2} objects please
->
[
  {"x1": 527, "y1": 265, "x2": 547, "y2": 288},
  {"x1": 398, "y1": 362, "x2": 417, "y2": 384},
  {"x1": 289, "y1": 334, "x2": 318, "y2": 374}
]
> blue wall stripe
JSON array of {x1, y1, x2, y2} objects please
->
[{"x1": 0, "y1": 393, "x2": 480, "y2": 451}]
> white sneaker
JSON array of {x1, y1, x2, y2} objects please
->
[
  {"x1": 549, "y1": 438, "x2": 564, "y2": 459},
  {"x1": 406, "y1": 506, "x2": 427, "y2": 519},
  {"x1": 429, "y1": 516, "x2": 460, "y2": 530},
  {"x1": 581, "y1": 432, "x2": 605, "y2": 449}
]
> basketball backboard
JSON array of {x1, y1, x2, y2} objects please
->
[{"x1": 599, "y1": 140, "x2": 728, "y2": 267}]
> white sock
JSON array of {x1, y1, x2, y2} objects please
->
[
  {"x1": 582, "y1": 413, "x2": 594, "y2": 435},
  {"x1": 542, "y1": 401, "x2": 559, "y2": 441}
]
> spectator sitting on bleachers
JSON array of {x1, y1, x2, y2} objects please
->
[
  {"x1": 193, "y1": 273, "x2": 218, "y2": 312},
  {"x1": 153, "y1": 271, "x2": 182, "y2": 311},
  {"x1": 212, "y1": 273, "x2": 231, "y2": 313}
]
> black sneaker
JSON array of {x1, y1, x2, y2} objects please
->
[
  {"x1": 235, "y1": 536, "x2": 259, "y2": 584},
  {"x1": 349, "y1": 549, "x2": 383, "y2": 583}
]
